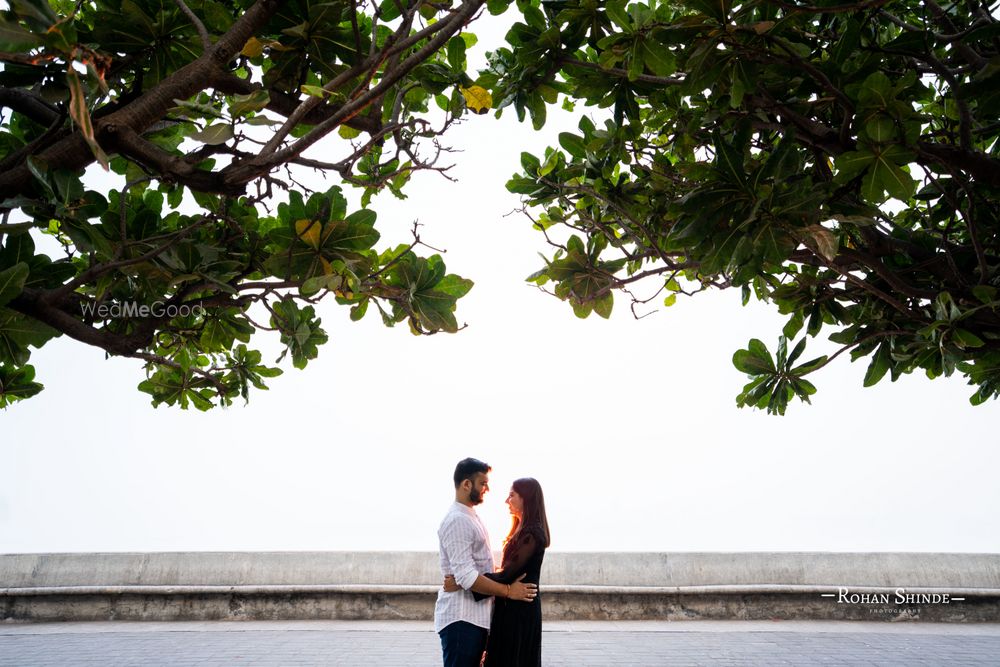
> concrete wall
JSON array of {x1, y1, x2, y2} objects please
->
[{"x1": 3, "y1": 552, "x2": 999, "y2": 623}]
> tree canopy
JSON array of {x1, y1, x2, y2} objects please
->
[
  {"x1": 0, "y1": 0, "x2": 487, "y2": 409},
  {"x1": 499, "y1": 0, "x2": 1000, "y2": 413},
  {"x1": 1, "y1": 0, "x2": 998, "y2": 412}
]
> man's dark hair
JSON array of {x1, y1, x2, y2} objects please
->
[{"x1": 454, "y1": 458, "x2": 491, "y2": 488}]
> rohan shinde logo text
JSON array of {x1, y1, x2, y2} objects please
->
[{"x1": 828, "y1": 587, "x2": 963, "y2": 605}]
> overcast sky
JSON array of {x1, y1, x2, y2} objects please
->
[{"x1": 2, "y1": 12, "x2": 998, "y2": 555}]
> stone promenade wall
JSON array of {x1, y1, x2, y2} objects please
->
[{"x1": 2, "y1": 552, "x2": 998, "y2": 623}]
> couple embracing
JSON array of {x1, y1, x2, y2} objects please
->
[{"x1": 434, "y1": 458, "x2": 551, "y2": 667}]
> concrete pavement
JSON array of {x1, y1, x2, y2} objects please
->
[{"x1": 2, "y1": 620, "x2": 1000, "y2": 666}]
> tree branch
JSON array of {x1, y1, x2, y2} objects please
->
[
  {"x1": 256, "y1": 0, "x2": 460, "y2": 156},
  {"x1": 917, "y1": 141, "x2": 1000, "y2": 188},
  {"x1": 796, "y1": 329, "x2": 910, "y2": 376},
  {"x1": 102, "y1": 123, "x2": 244, "y2": 193},
  {"x1": 922, "y1": 0, "x2": 989, "y2": 70},
  {"x1": 562, "y1": 58, "x2": 684, "y2": 86},
  {"x1": 228, "y1": 0, "x2": 487, "y2": 182},
  {"x1": 173, "y1": 0, "x2": 211, "y2": 52},
  {"x1": 0, "y1": 88, "x2": 60, "y2": 126},
  {"x1": 49, "y1": 213, "x2": 215, "y2": 301},
  {"x1": 0, "y1": 0, "x2": 285, "y2": 199},
  {"x1": 9, "y1": 288, "x2": 164, "y2": 356},
  {"x1": 771, "y1": 0, "x2": 892, "y2": 13},
  {"x1": 212, "y1": 73, "x2": 382, "y2": 133},
  {"x1": 836, "y1": 248, "x2": 939, "y2": 300}
]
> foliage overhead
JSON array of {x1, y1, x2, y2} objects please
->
[
  {"x1": 494, "y1": 0, "x2": 1000, "y2": 413},
  {"x1": 1, "y1": 0, "x2": 999, "y2": 413},
  {"x1": 0, "y1": 0, "x2": 484, "y2": 409}
]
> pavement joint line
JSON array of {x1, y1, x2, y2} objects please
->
[{"x1": 3, "y1": 620, "x2": 1000, "y2": 636}]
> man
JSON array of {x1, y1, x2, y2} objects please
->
[{"x1": 435, "y1": 458, "x2": 537, "y2": 667}]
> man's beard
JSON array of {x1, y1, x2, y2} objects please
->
[{"x1": 469, "y1": 487, "x2": 484, "y2": 505}]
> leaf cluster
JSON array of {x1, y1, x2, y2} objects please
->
[
  {"x1": 495, "y1": 0, "x2": 1000, "y2": 412},
  {"x1": 0, "y1": 0, "x2": 488, "y2": 409}
]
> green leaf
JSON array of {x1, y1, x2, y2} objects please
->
[
  {"x1": 571, "y1": 300, "x2": 593, "y2": 318},
  {"x1": 748, "y1": 339, "x2": 775, "y2": 371},
  {"x1": 338, "y1": 124, "x2": 362, "y2": 140},
  {"x1": 0, "y1": 263, "x2": 29, "y2": 308},
  {"x1": 228, "y1": 89, "x2": 270, "y2": 117},
  {"x1": 300, "y1": 273, "x2": 343, "y2": 297},
  {"x1": 378, "y1": 0, "x2": 402, "y2": 21},
  {"x1": 863, "y1": 343, "x2": 891, "y2": 387},
  {"x1": 0, "y1": 308, "x2": 58, "y2": 348},
  {"x1": 791, "y1": 377, "x2": 817, "y2": 402},
  {"x1": 172, "y1": 98, "x2": 225, "y2": 119},
  {"x1": 538, "y1": 150, "x2": 559, "y2": 177},
  {"x1": 834, "y1": 150, "x2": 875, "y2": 183},
  {"x1": 0, "y1": 17, "x2": 43, "y2": 51},
  {"x1": 869, "y1": 148, "x2": 916, "y2": 201},
  {"x1": 11, "y1": 0, "x2": 58, "y2": 27},
  {"x1": 300, "y1": 84, "x2": 328, "y2": 98},
  {"x1": 831, "y1": 18, "x2": 860, "y2": 65},
  {"x1": 736, "y1": 375, "x2": 769, "y2": 408},
  {"x1": 864, "y1": 115, "x2": 896, "y2": 143},
  {"x1": 782, "y1": 311, "x2": 804, "y2": 339},
  {"x1": 952, "y1": 328, "x2": 984, "y2": 349},
  {"x1": 558, "y1": 132, "x2": 587, "y2": 158},
  {"x1": 712, "y1": 130, "x2": 747, "y2": 188},
  {"x1": 191, "y1": 124, "x2": 234, "y2": 145},
  {"x1": 247, "y1": 115, "x2": 282, "y2": 126},
  {"x1": 752, "y1": 133, "x2": 793, "y2": 190},
  {"x1": 350, "y1": 300, "x2": 369, "y2": 322},
  {"x1": 858, "y1": 71, "x2": 893, "y2": 109},
  {"x1": 641, "y1": 40, "x2": 675, "y2": 77},
  {"x1": 0, "y1": 363, "x2": 43, "y2": 407},
  {"x1": 593, "y1": 293, "x2": 613, "y2": 318},
  {"x1": 969, "y1": 388, "x2": 990, "y2": 406},
  {"x1": 520, "y1": 152, "x2": 540, "y2": 174},
  {"x1": 733, "y1": 339, "x2": 776, "y2": 375},
  {"x1": 433, "y1": 274, "x2": 474, "y2": 298},
  {"x1": 270, "y1": 300, "x2": 328, "y2": 369},
  {"x1": 137, "y1": 366, "x2": 218, "y2": 411},
  {"x1": 971, "y1": 286, "x2": 997, "y2": 304},
  {"x1": 786, "y1": 338, "x2": 807, "y2": 368},
  {"x1": 605, "y1": 0, "x2": 632, "y2": 31},
  {"x1": 685, "y1": 0, "x2": 730, "y2": 21},
  {"x1": 776, "y1": 334, "x2": 788, "y2": 368},
  {"x1": 447, "y1": 36, "x2": 466, "y2": 71},
  {"x1": 627, "y1": 43, "x2": 644, "y2": 81}
]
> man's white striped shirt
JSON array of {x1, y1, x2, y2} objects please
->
[{"x1": 434, "y1": 501, "x2": 495, "y2": 633}]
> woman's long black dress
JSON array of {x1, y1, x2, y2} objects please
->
[{"x1": 482, "y1": 524, "x2": 546, "y2": 667}]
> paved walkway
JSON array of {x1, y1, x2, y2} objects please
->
[{"x1": 2, "y1": 620, "x2": 1000, "y2": 666}]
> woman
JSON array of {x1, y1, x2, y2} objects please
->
[{"x1": 444, "y1": 477, "x2": 550, "y2": 666}]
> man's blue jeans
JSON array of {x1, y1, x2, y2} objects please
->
[{"x1": 439, "y1": 620, "x2": 488, "y2": 667}]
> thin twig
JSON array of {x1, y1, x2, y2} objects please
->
[{"x1": 173, "y1": 0, "x2": 212, "y2": 52}]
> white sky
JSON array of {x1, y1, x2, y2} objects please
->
[{"x1": 1, "y1": 12, "x2": 999, "y2": 555}]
